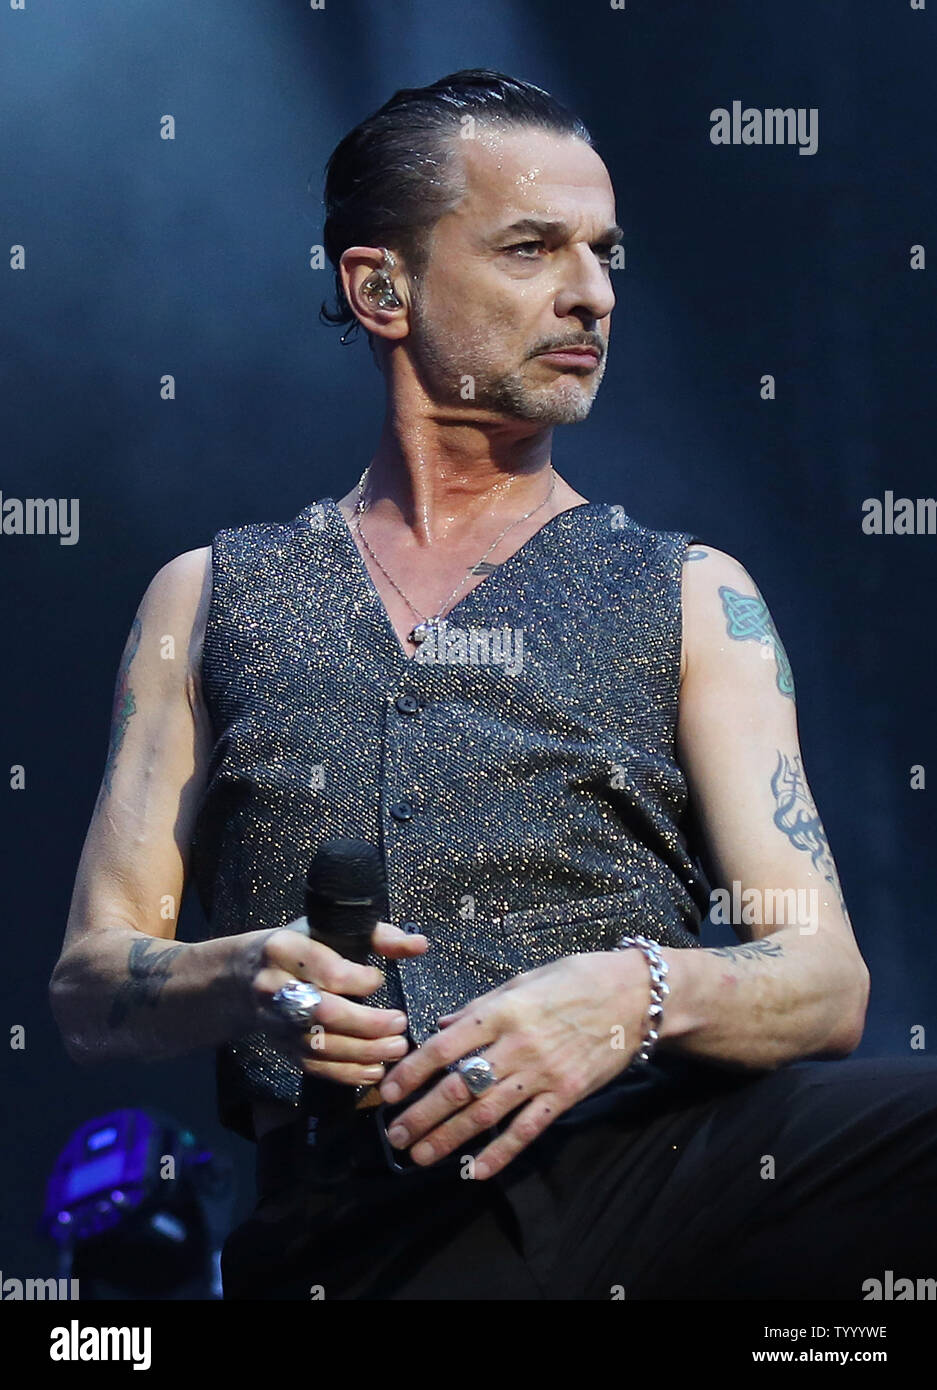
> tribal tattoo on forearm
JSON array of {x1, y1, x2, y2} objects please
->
[
  {"x1": 771, "y1": 750, "x2": 849, "y2": 919},
  {"x1": 107, "y1": 937, "x2": 185, "y2": 1028},
  {"x1": 102, "y1": 616, "x2": 142, "y2": 794},
  {"x1": 703, "y1": 939, "x2": 785, "y2": 963},
  {"x1": 719, "y1": 585, "x2": 795, "y2": 700}
]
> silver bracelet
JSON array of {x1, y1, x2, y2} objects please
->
[{"x1": 615, "y1": 933, "x2": 670, "y2": 1066}]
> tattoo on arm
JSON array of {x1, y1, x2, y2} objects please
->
[
  {"x1": 703, "y1": 939, "x2": 785, "y2": 963},
  {"x1": 102, "y1": 616, "x2": 142, "y2": 794},
  {"x1": 685, "y1": 547, "x2": 709, "y2": 561},
  {"x1": 719, "y1": 585, "x2": 795, "y2": 700},
  {"x1": 771, "y1": 750, "x2": 849, "y2": 919},
  {"x1": 107, "y1": 936, "x2": 185, "y2": 1028}
]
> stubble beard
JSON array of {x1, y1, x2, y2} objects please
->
[{"x1": 412, "y1": 304, "x2": 604, "y2": 425}]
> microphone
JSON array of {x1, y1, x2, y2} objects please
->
[
  {"x1": 302, "y1": 837, "x2": 386, "y2": 965},
  {"x1": 299, "y1": 838, "x2": 391, "y2": 1118}
]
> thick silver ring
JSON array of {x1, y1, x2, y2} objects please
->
[
  {"x1": 268, "y1": 980, "x2": 322, "y2": 1027},
  {"x1": 452, "y1": 1055, "x2": 499, "y2": 1097}
]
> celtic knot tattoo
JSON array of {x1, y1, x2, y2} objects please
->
[{"x1": 719, "y1": 586, "x2": 795, "y2": 700}]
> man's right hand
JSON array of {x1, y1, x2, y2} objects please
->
[{"x1": 247, "y1": 920, "x2": 428, "y2": 1087}]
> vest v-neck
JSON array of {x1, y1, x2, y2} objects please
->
[{"x1": 324, "y1": 494, "x2": 602, "y2": 665}]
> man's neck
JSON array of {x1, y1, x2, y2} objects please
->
[{"x1": 353, "y1": 412, "x2": 563, "y2": 543}]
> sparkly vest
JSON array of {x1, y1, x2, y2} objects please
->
[{"x1": 190, "y1": 497, "x2": 711, "y2": 1139}]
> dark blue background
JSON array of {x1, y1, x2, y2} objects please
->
[{"x1": 1, "y1": 1, "x2": 934, "y2": 1276}]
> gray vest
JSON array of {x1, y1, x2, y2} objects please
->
[{"x1": 191, "y1": 497, "x2": 710, "y2": 1139}]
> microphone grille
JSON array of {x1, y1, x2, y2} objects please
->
[{"x1": 306, "y1": 838, "x2": 386, "y2": 901}]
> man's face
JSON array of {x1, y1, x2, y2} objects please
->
[{"x1": 404, "y1": 125, "x2": 619, "y2": 425}]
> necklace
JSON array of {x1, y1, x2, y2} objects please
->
[{"x1": 351, "y1": 465, "x2": 558, "y2": 645}]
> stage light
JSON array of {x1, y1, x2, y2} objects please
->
[{"x1": 42, "y1": 1108, "x2": 234, "y2": 1299}]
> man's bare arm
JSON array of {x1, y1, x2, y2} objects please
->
[
  {"x1": 654, "y1": 545, "x2": 870, "y2": 1071},
  {"x1": 49, "y1": 546, "x2": 421, "y2": 1073},
  {"x1": 50, "y1": 546, "x2": 259, "y2": 1061}
]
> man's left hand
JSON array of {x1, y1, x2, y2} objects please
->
[{"x1": 377, "y1": 949, "x2": 654, "y2": 1180}]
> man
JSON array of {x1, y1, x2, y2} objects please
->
[{"x1": 51, "y1": 70, "x2": 936, "y2": 1300}]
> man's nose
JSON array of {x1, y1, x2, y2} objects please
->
[{"x1": 553, "y1": 246, "x2": 616, "y2": 324}]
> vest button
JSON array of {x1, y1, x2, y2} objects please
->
[
  {"x1": 395, "y1": 693, "x2": 420, "y2": 715},
  {"x1": 400, "y1": 921, "x2": 422, "y2": 934},
  {"x1": 390, "y1": 800, "x2": 415, "y2": 822}
]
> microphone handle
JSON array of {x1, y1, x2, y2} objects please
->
[
  {"x1": 299, "y1": 889, "x2": 383, "y2": 1117},
  {"x1": 302, "y1": 925, "x2": 373, "y2": 966},
  {"x1": 302, "y1": 886, "x2": 379, "y2": 966}
]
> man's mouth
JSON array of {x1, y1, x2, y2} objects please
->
[{"x1": 535, "y1": 347, "x2": 601, "y2": 368}]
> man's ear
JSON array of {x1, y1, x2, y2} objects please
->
[{"x1": 339, "y1": 246, "x2": 411, "y2": 344}]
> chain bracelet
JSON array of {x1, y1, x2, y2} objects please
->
[{"x1": 615, "y1": 933, "x2": 670, "y2": 1066}]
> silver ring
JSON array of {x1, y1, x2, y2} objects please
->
[
  {"x1": 451, "y1": 1054, "x2": 499, "y2": 1097},
  {"x1": 268, "y1": 980, "x2": 322, "y2": 1027}
]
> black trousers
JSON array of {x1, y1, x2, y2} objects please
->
[{"x1": 221, "y1": 1055, "x2": 937, "y2": 1300}]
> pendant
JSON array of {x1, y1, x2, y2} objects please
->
[{"x1": 409, "y1": 619, "x2": 437, "y2": 645}]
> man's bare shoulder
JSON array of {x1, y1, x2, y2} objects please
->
[
  {"x1": 679, "y1": 544, "x2": 766, "y2": 683},
  {"x1": 149, "y1": 544, "x2": 212, "y2": 589},
  {"x1": 143, "y1": 546, "x2": 212, "y2": 628},
  {"x1": 681, "y1": 542, "x2": 751, "y2": 588},
  {"x1": 135, "y1": 546, "x2": 213, "y2": 702}
]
